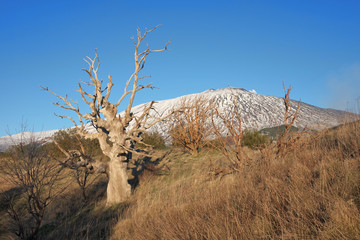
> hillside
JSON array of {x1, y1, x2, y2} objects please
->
[
  {"x1": 1, "y1": 116, "x2": 359, "y2": 239},
  {"x1": 0, "y1": 87, "x2": 348, "y2": 152}
]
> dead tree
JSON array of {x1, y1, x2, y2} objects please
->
[
  {"x1": 276, "y1": 82, "x2": 303, "y2": 154},
  {"x1": 42, "y1": 26, "x2": 171, "y2": 205},
  {"x1": 169, "y1": 96, "x2": 213, "y2": 155}
]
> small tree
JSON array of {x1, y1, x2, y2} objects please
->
[
  {"x1": 169, "y1": 96, "x2": 212, "y2": 155},
  {"x1": 2, "y1": 138, "x2": 63, "y2": 239},
  {"x1": 42, "y1": 26, "x2": 171, "y2": 205}
]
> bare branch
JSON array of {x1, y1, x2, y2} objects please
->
[
  {"x1": 276, "y1": 81, "x2": 303, "y2": 155},
  {"x1": 53, "y1": 139, "x2": 70, "y2": 158},
  {"x1": 115, "y1": 73, "x2": 135, "y2": 107}
]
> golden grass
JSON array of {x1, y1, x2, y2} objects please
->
[
  {"x1": 112, "y1": 120, "x2": 360, "y2": 240},
  {"x1": 1, "y1": 119, "x2": 360, "y2": 239}
]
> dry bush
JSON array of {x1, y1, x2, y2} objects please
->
[
  {"x1": 170, "y1": 96, "x2": 213, "y2": 155},
  {"x1": 275, "y1": 82, "x2": 305, "y2": 155},
  {"x1": 112, "y1": 120, "x2": 360, "y2": 240},
  {"x1": 1, "y1": 139, "x2": 64, "y2": 240}
]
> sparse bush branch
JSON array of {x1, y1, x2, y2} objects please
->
[
  {"x1": 2, "y1": 140, "x2": 64, "y2": 239},
  {"x1": 211, "y1": 98, "x2": 249, "y2": 170},
  {"x1": 276, "y1": 82, "x2": 303, "y2": 154},
  {"x1": 42, "y1": 26, "x2": 170, "y2": 205},
  {"x1": 282, "y1": 82, "x2": 300, "y2": 133}
]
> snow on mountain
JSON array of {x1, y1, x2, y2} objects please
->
[
  {"x1": 0, "y1": 87, "x2": 347, "y2": 151},
  {"x1": 132, "y1": 87, "x2": 346, "y2": 135},
  {"x1": 0, "y1": 130, "x2": 58, "y2": 152}
]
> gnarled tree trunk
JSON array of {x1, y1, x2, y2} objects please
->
[
  {"x1": 107, "y1": 155, "x2": 131, "y2": 204},
  {"x1": 42, "y1": 26, "x2": 171, "y2": 205}
]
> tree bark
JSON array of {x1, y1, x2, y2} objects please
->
[{"x1": 106, "y1": 154, "x2": 131, "y2": 205}]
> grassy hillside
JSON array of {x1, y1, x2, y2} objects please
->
[{"x1": 1, "y1": 119, "x2": 360, "y2": 239}]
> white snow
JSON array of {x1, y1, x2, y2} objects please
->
[{"x1": 0, "y1": 87, "x2": 346, "y2": 151}]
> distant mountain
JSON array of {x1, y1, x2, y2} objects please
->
[
  {"x1": 133, "y1": 87, "x2": 347, "y2": 135},
  {"x1": 0, "y1": 130, "x2": 58, "y2": 152},
  {"x1": 0, "y1": 87, "x2": 348, "y2": 152}
]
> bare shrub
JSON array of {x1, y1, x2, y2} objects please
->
[
  {"x1": 275, "y1": 82, "x2": 305, "y2": 155},
  {"x1": 1, "y1": 138, "x2": 64, "y2": 239},
  {"x1": 170, "y1": 96, "x2": 212, "y2": 155}
]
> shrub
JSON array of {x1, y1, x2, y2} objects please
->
[
  {"x1": 138, "y1": 131, "x2": 167, "y2": 149},
  {"x1": 242, "y1": 129, "x2": 270, "y2": 149},
  {"x1": 2, "y1": 139, "x2": 63, "y2": 239},
  {"x1": 45, "y1": 129, "x2": 102, "y2": 158}
]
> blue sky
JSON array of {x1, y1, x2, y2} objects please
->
[{"x1": 1, "y1": 0, "x2": 359, "y2": 137}]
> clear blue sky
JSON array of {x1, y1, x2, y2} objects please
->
[{"x1": 1, "y1": 0, "x2": 359, "y2": 137}]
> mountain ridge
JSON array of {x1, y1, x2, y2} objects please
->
[
  {"x1": 132, "y1": 87, "x2": 347, "y2": 134},
  {"x1": 0, "y1": 87, "x2": 348, "y2": 151}
]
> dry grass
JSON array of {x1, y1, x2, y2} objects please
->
[
  {"x1": 1, "y1": 119, "x2": 360, "y2": 239},
  {"x1": 113, "y1": 120, "x2": 360, "y2": 240}
]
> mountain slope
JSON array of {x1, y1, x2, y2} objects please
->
[
  {"x1": 0, "y1": 88, "x2": 347, "y2": 151},
  {"x1": 132, "y1": 87, "x2": 346, "y2": 135}
]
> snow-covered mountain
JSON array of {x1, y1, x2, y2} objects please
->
[
  {"x1": 0, "y1": 130, "x2": 58, "y2": 152},
  {"x1": 133, "y1": 87, "x2": 346, "y2": 134},
  {"x1": 0, "y1": 88, "x2": 348, "y2": 151}
]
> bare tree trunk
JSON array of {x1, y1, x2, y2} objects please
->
[{"x1": 106, "y1": 154, "x2": 131, "y2": 205}]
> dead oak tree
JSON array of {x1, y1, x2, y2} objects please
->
[{"x1": 42, "y1": 26, "x2": 170, "y2": 205}]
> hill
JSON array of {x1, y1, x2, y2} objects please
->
[
  {"x1": 0, "y1": 87, "x2": 348, "y2": 151},
  {"x1": 1, "y1": 116, "x2": 359, "y2": 239}
]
